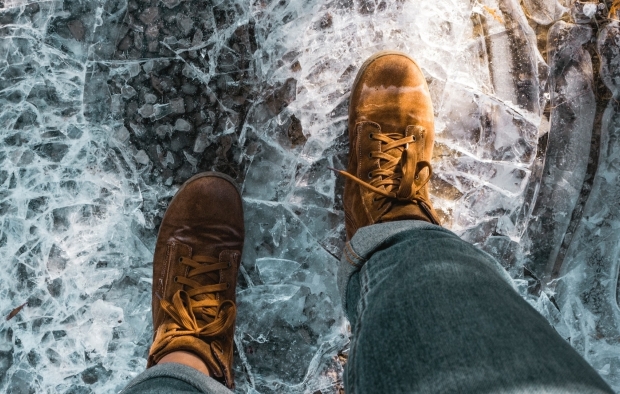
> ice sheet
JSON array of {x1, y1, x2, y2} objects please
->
[{"x1": 1, "y1": 0, "x2": 620, "y2": 392}]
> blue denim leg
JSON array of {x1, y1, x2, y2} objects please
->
[
  {"x1": 339, "y1": 220, "x2": 614, "y2": 394},
  {"x1": 120, "y1": 363, "x2": 233, "y2": 394}
]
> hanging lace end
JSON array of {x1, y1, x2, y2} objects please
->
[{"x1": 329, "y1": 167, "x2": 394, "y2": 198}]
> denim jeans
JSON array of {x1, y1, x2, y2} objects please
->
[{"x1": 121, "y1": 221, "x2": 613, "y2": 394}]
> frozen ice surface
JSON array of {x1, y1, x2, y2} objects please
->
[
  {"x1": 521, "y1": 0, "x2": 567, "y2": 25},
  {"x1": 1, "y1": 0, "x2": 620, "y2": 392},
  {"x1": 522, "y1": 21, "x2": 595, "y2": 285},
  {"x1": 551, "y1": 19, "x2": 620, "y2": 390}
]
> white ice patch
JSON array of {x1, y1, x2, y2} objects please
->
[{"x1": 583, "y1": 3, "x2": 598, "y2": 18}]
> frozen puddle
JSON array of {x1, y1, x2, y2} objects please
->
[{"x1": 1, "y1": 0, "x2": 619, "y2": 392}]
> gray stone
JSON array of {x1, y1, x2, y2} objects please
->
[
  {"x1": 129, "y1": 122, "x2": 146, "y2": 137},
  {"x1": 169, "y1": 132, "x2": 192, "y2": 152},
  {"x1": 133, "y1": 32, "x2": 143, "y2": 49},
  {"x1": 162, "y1": 151, "x2": 174, "y2": 167},
  {"x1": 182, "y1": 63, "x2": 196, "y2": 79},
  {"x1": 128, "y1": 63, "x2": 141, "y2": 77},
  {"x1": 144, "y1": 93, "x2": 157, "y2": 104},
  {"x1": 142, "y1": 60, "x2": 154, "y2": 74},
  {"x1": 148, "y1": 41, "x2": 159, "y2": 52},
  {"x1": 145, "y1": 25, "x2": 159, "y2": 39},
  {"x1": 170, "y1": 97, "x2": 185, "y2": 114},
  {"x1": 177, "y1": 14, "x2": 194, "y2": 37},
  {"x1": 121, "y1": 85, "x2": 137, "y2": 99},
  {"x1": 67, "y1": 19, "x2": 85, "y2": 41},
  {"x1": 182, "y1": 83, "x2": 197, "y2": 95},
  {"x1": 138, "y1": 104, "x2": 154, "y2": 118},
  {"x1": 163, "y1": 36, "x2": 178, "y2": 45},
  {"x1": 176, "y1": 38, "x2": 191, "y2": 47},
  {"x1": 112, "y1": 126, "x2": 130, "y2": 143},
  {"x1": 193, "y1": 131, "x2": 211, "y2": 153},
  {"x1": 111, "y1": 94, "x2": 123, "y2": 115},
  {"x1": 174, "y1": 118, "x2": 191, "y2": 132},
  {"x1": 183, "y1": 150, "x2": 198, "y2": 167},
  {"x1": 155, "y1": 124, "x2": 172, "y2": 138},
  {"x1": 139, "y1": 7, "x2": 159, "y2": 25},
  {"x1": 118, "y1": 33, "x2": 132, "y2": 51},
  {"x1": 155, "y1": 144, "x2": 164, "y2": 162},
  {"x1": 192, "y1": 30, "x2": 203, "y2": 46},
  {"x1": 134, "y1": 150, "x2": 150, "y2": 165},
  {"x1": 161, "y1": 151, "x2": 181, "y2": 169},
  {"x1": 153, "y1": 103, "x2": 173, "y2": 120},
  {"x1": 184, "y1": 96, "x2": 195, "y2": 112},
  {"x1": 162, "y1": 0, "x2": 181, "y2": 9}
]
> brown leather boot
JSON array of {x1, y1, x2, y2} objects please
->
[
  {"x1": 337, "y1": 51, "x2": 440, "y2": 240},
  {"x1": 147, "y1": 172, "x2": 244, "y2": 389}
]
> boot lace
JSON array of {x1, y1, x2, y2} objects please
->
[
  {"x1": 151, "y1": 255, "x2": 235, "y2": 353},
  {"x1": 334, "y1": 126, "x2": 438, "y2": 222}
]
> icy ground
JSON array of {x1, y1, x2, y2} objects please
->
[{"x1": 1, "y1": 0, "x2": 620, "y2": 392}]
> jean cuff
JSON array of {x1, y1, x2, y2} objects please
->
[
  {"x1": 120, "y1": 363, "x2": 233, "y2": 394},
  {"x1": 338, "y1": 220, "x2": 451, "y2": 312}
]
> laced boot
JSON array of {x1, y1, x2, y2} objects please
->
[
  {"x1": 147, "y1": 172, "x2": 244, "y2": 389},
  {"x1": 336, "y1": 51, "x2": 441, "y2": 240}
]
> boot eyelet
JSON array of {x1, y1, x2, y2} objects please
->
[
  {"x1": 368, "y1": 152, "x2": 372, "y2": 158},
  {"x1": 226, "y1": 283, "x2": 230, "y2": 289},
  {"x1": 369, "y1": 133, "x2": 374, "y2": 139},
  {"x1": 178, "y1": 257, "x2": 183, "y2": 263},
  {"x1": 173, "y1": 276, "x2": 178, "y2": 282},
  {"x1": 412, "y1": 136, "x2": 417, "y2": 142},
  {"x1": 228, "y1": 261, "x2": 232, "y2": 268},
  {"x1": 368, "y1": 171, "x2": 373, "y2": 179}
]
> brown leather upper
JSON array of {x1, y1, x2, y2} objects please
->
[
  {"x1": 344, "y1": 51, "x2": 440, "y2": 239},
  {"x1": 148, "y1": 173, "x2": 244, "y2": 388}
]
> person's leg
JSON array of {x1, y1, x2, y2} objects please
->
[
  {"x1": 337, "y1": 51, "x2": 613, "y2": 393},
  {"x1": 121, "y1": 172, "x2": 244, "y2": 393},
  {"x1": 121, "y1": 363, "x2": 233, "y2": 394},
  {"x1": 340, "y1": 221, "x2": 613, "y2": 393}
]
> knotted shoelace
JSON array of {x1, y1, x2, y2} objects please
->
[
  {"x1": 333, "y1": 127, "x2": 437, "y2": 219},
  {"x1": 151, "y1": 255, "x2": 235, "y2": 352}
]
